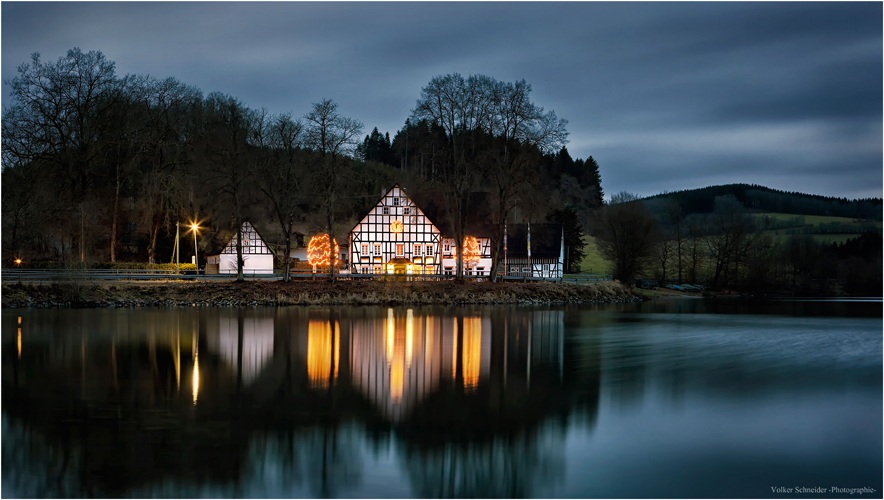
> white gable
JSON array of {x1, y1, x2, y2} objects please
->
[{"x1": 221, "y1": 221, "x2": 273, "y2": 255}]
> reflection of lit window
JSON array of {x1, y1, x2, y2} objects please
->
[
  {"x1": 308, "y1": 321, "x2": 339, "y2": 389},
  {"x1": 463, "y1": 317, "x2": 482, "y2": 391}
]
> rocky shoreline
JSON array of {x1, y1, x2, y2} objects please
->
[{"x1": 1, "y1": 280, "x2": 639, "y2": 308}]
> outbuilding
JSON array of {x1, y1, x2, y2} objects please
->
[{"x1": 206, "y1": 221, "x2": 275, "y2": 275}]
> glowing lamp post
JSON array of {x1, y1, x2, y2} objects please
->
[
  {"x1": 308, "y1": 234, "x2": 339, "y2": 279},
  {"x1": 189, "y1": 222, "x2": 201, "y2": 274}
]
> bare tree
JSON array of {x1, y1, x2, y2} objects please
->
[
  {"x1": 485, "y1": 78, "x2": 568, "y2": 281},
  {"x1": 304, "y1": 99, "x2": 363, "y2": 282},
  {"x1": 411, "y1": 74, "x2": 496, "y2": 280},
  {"x1": 593, "y1": 192, "x2": 658, "y2": 283},
  {"x1": 3, "y1": 48, "x2": 129, "y2": 263},
  {"x1": 257, "y1": 112, "x2": 306, "y2": 282},
  {"x1": 202, "y1": 93, "x2": 264, "y2": 281}
]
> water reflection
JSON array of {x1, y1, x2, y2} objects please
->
[{"x1": 2, "y1": 300, "x2": 879, "y2": 498}]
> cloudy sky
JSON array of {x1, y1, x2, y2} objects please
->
[{"x1": 3, "y1": 2, "x2": 881, "y2": 200}]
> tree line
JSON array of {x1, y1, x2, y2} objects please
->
[
  {"x1": 593, "y1": 192, "x2": 882, "y2": 296},
  {"x1": 2, "y1": 48, "x2": 604, "y2": 281}
]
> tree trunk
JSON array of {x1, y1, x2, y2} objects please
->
[
  {"x1": 236, "y1": 196, "x2": 244, "y2": 282},
  {"x1": 111, "y1": 176, "x2": 120, "y2": 263}
]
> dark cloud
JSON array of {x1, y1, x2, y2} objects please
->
[{"x1": 2, "y1": 2, "x2": 880, "y2": 200}]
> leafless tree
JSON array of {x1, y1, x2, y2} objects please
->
[
  {"x1": 593, "y1": 192, "x2": 659, "y2": 283},
  {"x1": 257, "y1": 112, "x2": 306, "y2": 282},
  {"x1": 304, "y1": 99, "x2": 363, "y2": 282},
  {"x1": 3, "y1": 48, "x2": 129, "y2": 263}
]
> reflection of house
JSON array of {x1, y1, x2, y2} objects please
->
[
  {"x1": 347, "y1": 308, "x2": 491, "y2": 421},
  {"x1": 206, "y1": 222, "x2": 275, "y2": 274},
  {"x1": 204, "y1": 309, "x2": 275, "y2": 385}
]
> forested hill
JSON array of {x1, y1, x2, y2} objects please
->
[{"x1": 644, "y1": 184, "x2": 882, "y2": 220}]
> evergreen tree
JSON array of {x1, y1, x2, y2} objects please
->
[{"x1": 547, "y1": 205, "x2": 587, "y2": 273}]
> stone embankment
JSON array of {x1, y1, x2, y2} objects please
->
[{"x1": 1, "y1": 279, "x2": 638, "y2": 308}]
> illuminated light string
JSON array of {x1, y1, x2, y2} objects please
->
[
  {"x1": 307, "y1": 234, "x2": 340, "y2": 267},
  {"x1": 463, "y1": 236, "x2": 481, "y2": 266}
]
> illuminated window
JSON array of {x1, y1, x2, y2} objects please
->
[
  {"x1": 374, "y1": 244, "x2": 381, "y2": 255},
  {"x1": 361, "y1": 244, "x2": 368, "y2": 255},
  {"x1": 414, "y1": 244, "x2": 421, "y2": 255},
  {"x1": 374, "y1": 265, "x2": 381, "y2": 274},
  {"x1": 396, "y1": 244, "x2": 404, "y2": 256}
]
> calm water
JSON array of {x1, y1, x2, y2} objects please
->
[{"x1": 2, "y1": 299, "x2": 881, "y2": 498}]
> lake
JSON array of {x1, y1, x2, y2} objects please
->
[{"x1": 2, "y1": 298, "x2": 881, "y2": 498}]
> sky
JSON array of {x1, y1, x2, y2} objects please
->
[{"x1": 2, "y1": 1, "x2": 882, "y2": 200}]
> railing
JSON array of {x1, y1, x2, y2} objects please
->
[{"x1": 1, "y1": 268, "x2": 613, "y2": 284}]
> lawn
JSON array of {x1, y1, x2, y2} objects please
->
[{"x1": 578, "y1": 236, "x2": 613, "y2": 275}]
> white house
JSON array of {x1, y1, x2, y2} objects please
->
[{"x1": 206, "y1": 221, "x2": 275, "y2": 275}]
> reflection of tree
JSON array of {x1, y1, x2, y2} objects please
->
[{"x1": 1, "y1": 306, "x2": 602, "y2": 498}]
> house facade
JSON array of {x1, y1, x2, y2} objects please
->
[
  {"x1": 349, "y1": 185, "x2": 443, "y2": 275},
  {"x1": 348, "y1": 184, "x2": 561, "y2": 279},
  {"x1": 206, "y1": 221, "x2": 275, "y2": 274}
]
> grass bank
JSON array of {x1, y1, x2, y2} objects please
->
[{"x1": 1, "y1": 280, "x2": 637, "y2": 308}]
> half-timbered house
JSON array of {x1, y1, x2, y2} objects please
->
[
  {"x1": 349, "y1": 185, "x2": 443, "y2": 275},
  {"x1": 502, "y1": 223, "x2": 565, "y2": 278},
  {"x1": 206, "y1": 221, "x2": 275, "y2": 274}
]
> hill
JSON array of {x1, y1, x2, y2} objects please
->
[{"x1": 643, "y1": 184, "x2": 882, "y2": 221}]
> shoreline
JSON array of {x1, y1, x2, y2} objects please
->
[{"x1": 1, "y1": 280, "x2": 639, "y2": 309}]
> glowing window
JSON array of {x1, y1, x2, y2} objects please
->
[{"x1": 396, "y1": 244, "x2": 404, "y2": 256}]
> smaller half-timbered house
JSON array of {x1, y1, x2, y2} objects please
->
[
  {"x1": 502, "y1": 224, "x2": 565, "y2": 278},
  {"x1": 206, "y1": 221, "x2": 275, "y2": 274}
]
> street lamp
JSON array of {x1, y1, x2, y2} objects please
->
[{"x1": 189, "y1": 222, "x2": 201, "y2": 274}]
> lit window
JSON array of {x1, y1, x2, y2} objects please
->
[
  {"x1": 374, "y1": 265, "x2": 381, "y2": 274},
  {"x1": 362, "y1": 244, "x2": 368, "y2": 255},
  {"x1": 396, "y1": 244, "x2": 404, "y2": 256},
  {"x1": 374, "y1": 244, "x2": 381, "y2": 255},
  {"x1": 414, "y1": 244, "x2": 421, "y2": 255}
]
